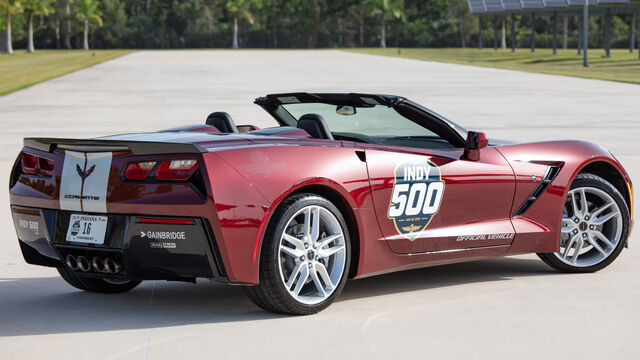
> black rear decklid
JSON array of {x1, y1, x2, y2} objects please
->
[{"x1": 24, "y1": 137, "x2": 204, "y2": 155}]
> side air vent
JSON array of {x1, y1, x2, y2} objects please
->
[{"x1": 513, "y1": 166, "x2": 561, "y2": 217}]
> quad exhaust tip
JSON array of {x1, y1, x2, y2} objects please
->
[
  {"x1": 65, "y1": 254, "x2": 122, "y2": 274},
  {"x1": 92, "y1": 256, "x2": 105, "y2": 273},
  {"x1": 104, "y1": 258, "x2": 122, "y2": 274},
  {"x1": 65, "y1": 254, "x2": 78, "y2": 271},
  {"x1": 76, "y1": 256, "x2": 91, "y2": 272}
]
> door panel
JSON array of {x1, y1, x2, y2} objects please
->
[{"x1": 364, "y1": 146, "x2": 516, "y2": 254}]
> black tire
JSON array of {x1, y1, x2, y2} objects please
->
[
  {"x1": 537, "y1": 173, "x2": 630, "y2": 273},
  {"x1": 243, "y1": 193, "x2": 351, "y2": 315},
  {"x1": 57, "y1": 267, "x2": 142, "y2": 293}
]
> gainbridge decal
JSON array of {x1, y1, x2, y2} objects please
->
[{"x1": 387, "y1": 159, "x2": 445, "y2": 240}]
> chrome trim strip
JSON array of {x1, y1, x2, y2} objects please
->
[{"x1": 206, "y1": 143, "x2": 297, "y2": 152}]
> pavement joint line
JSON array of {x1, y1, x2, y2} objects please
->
[{"x1": 142, "y1": 280, "x2": 156, "y2": 360}]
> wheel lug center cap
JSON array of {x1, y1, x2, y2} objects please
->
[
  {"x1": 579, "y1": 222, "x2": 588, "y2": 232},
  {"x1": 307, "y1": 250, "x2": 315, "y2": 260}
]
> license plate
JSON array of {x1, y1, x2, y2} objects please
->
[{"x1": 66, "y1": 214, "x2": 108, "y2": 244}]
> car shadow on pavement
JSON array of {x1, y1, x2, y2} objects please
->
[
  {"x1": 340, "y1": 256, "x2": 555, "y2": 301},
  {"x1": 0, "y1": 256, "x2": 555, "y2": 336}
]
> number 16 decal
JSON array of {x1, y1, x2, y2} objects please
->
[{"x1": 387, "y1": 159, "x2": 445, "y2": 240}]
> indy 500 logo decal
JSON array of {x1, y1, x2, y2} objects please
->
[{"x1": 387, "y1": 160, "x2": 445, "y2": 240}]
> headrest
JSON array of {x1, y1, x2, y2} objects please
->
[
  {"x1": 206, "y1": 112, "x2": 238, "y2": 133},
  {"x1": 297, "y1": 113, "x2": 333, "y2": 140}
]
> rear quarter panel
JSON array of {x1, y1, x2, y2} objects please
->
[{"x1": 208, "y1": 141, "x2": 388, "y2": 283}]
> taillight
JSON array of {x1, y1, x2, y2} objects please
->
[
  {"x1": 124, "y1": 161, "x2": 156, "y2": 180},
  {"x1": 123, "y1": 159, "x2": 198, "y2": 181},
  {"x1": 20, "y1": 153, "x2": 54, "y2": 176},
  {"x1": 38, "y1": 157, "x2": 55, "y2": 176},
  {"x1": 21, "y1": 154, "x2": 38, "y2": 174},
  {"x1": 155, "y1": 160, "x2": 198, "y2": 181}
]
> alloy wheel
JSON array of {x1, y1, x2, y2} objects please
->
[
  {"x1": 553, "y1": 186, "x2": 623, "y2": 267},
  {"x1": 278, "y1": 205, "x2": 347, "y2": 305}
]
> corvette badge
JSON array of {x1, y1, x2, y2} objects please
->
[{"x1": 76, "y1": 164, "x2": 96, "y2": 180}]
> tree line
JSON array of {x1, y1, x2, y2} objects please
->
[{"x1": 0, "y1": 0, "x2": 637, "y2": 53}]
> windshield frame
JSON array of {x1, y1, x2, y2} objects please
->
[{"x1": 255, "y1": 93, "x2": 468, "y2": 148}]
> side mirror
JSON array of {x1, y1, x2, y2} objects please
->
[{"x1": 463, "y1": 131, "x2": 489, "y2": 161}]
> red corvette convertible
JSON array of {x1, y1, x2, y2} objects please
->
[{"x1": 10, "y1": 93, "x2": 633, "y2": 314}]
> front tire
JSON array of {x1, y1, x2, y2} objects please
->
[
  {"x1": 57, "y1": 267, "x2": 141, "y2": 293},
  {"x1": 538, "y1": 173, "x2": 630, "y2": 273},
  {"x1": 244, "y1": 193, "x2": 351, "y2": 315}
]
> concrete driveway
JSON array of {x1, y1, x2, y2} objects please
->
[{"x1": 0, "y1": 50, "x2": 639, "y2": 359}]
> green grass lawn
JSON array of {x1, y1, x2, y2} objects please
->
[
  {"x1": 347, "y1": 48, "x2": 640, "y2": 84},
  {"x1": 0, "y1": 50, "x2": 133, "y2": 96}
]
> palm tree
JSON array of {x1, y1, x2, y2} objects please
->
[
  {"x1": 367, "y1": 0, "x2": 404, "y2": 48},
  {"x1": 74, "y1": 0, "x2": 101, "y2": 50},
  {"x1": 450, "y1": 0, "x2": 468, "y2": 47},
  {"x1": 0, "y1": 0, "x2": 23, "y2": 54},
  {"x1": 224, "y1": 0, "x2": 260, "y2": 49},
  {"x1": 23, "y1": 0, "x2": 55, "y2": 53},
  {"x1": 64, "y1": 0, "x2": 71, "y2": 49}
]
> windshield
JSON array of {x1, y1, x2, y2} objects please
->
[{"x1": 281, "y1": 103, "x2": 438, "y2": 138}]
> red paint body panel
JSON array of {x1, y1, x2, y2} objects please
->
[
  {"x1": 362, "y1": 145, "x2": 516, "y2": 254},
  {"x1": 210, "y1": 140, "x2": 374, "y2": 283},
  {"x1": 201, "y1": 152, "x2": 270, "y2": 283},
  {"x1": 9, "y1": 130, "x2": 633, "y2": 284}
]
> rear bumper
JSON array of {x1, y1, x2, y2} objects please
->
[{"x1": 11, "y1": 205, "x2": 228, "y2": 282}]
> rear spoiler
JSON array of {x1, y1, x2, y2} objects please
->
[{"x1": 24, "y1": 138, "x2": 205, "y2": 155}]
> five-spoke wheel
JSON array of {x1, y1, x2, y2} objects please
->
[
  {"x1": 279, "y1": 205, "x2": 346, "y2": 305},
  {"x1": 244, "y1": 193, "x2": 351, "y2": 315},
  {"x1": 539, "y1": 173, "x2": 630, "y2": 272},
  {"x1": 555, "y1": 187, "x2": 622, "y2": 267}
]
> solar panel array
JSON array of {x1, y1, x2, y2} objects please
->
[
  {"x1": 467, "y1": 0, "x2": 629, "y2": 13},
  {"x1": 485, "y1": 0, "x2": 505, "y2": 11},
  {"x1": 542, "y1": 0, "x2": 568, "y2": 7},
  {"x1": 521, "y1": 0, "x2": 546, "y2": 8},
  {"x1": 564, "y1": 0, "x2": 598, "y2": 5},
  {"x1": 468, "y1": 0, "x2": 486, "y2": 12},
  {"x1": 502, "y1": 0, "x2": 524, "y2": 10}
]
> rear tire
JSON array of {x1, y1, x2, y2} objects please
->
[
  {"x1": 244, "y1": 193, "x2": 351, "y2": 315},
  {"x1": 57, "y1": 267, "x2": 141, "y2": 293},
  {"x1": 537, "y1": 173, "x2": 630, "y2": 273}
]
